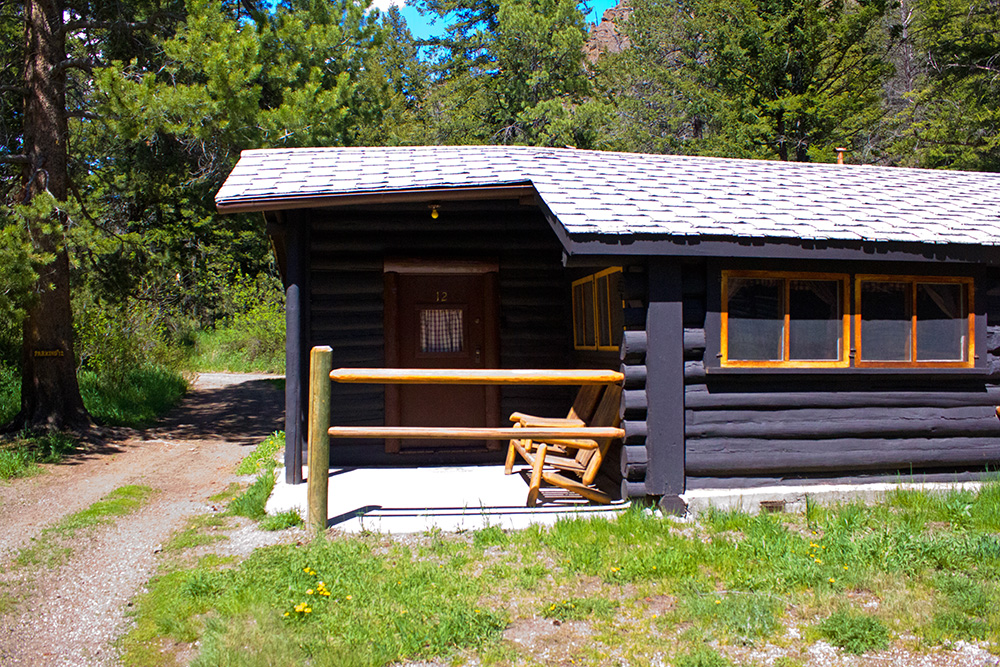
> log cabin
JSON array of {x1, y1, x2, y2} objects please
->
[{"x1": 215, "y1": 145, "x2": 1000, "y2": 510}]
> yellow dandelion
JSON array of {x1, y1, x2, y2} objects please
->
[
  {"x1": 475, "y1": 609, "x2": 481, "y2": 613},
  {"x1": 715, "y1": 599, "x2": 722, "y2": 605},
  {"x1": 401, "y1": 610, "x2": 407, "y2": 614},
  {"x1": 346, "y1": 595, "x2": 353, "y2": 600},
  {"x1": 828, "y1": 578, "x2": 836, "y2": 584},
  {"x1": 284, "y1": 612, "x2": 290, "y2": 617},
  {"x1": 307, "y1": 589, "x2": 314, "y2": 595},
  {"x1": 843, "y1": 565, "x2": 849, "y2": 570},
  {"x1": 305, "y1": 607, "x2": 312, "y2": 613}
]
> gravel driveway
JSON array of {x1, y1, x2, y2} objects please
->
[{"x1": 0, "y1": 373, "x2": 284, "y2": 666}]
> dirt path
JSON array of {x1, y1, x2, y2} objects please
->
[{"x1": 0, "y1": 373, "x2": 285, "y2": 666}]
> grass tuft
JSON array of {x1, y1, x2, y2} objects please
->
[
  {"x1": 541, "y1": 596, "x2": 617, "y2": 621},
  {"x1": 673, "y1": 646, "x2": 733, "y2": 667},
  {"x1": 227, "y1": 470, "x2": 276, "y2": 520},
  {"x1": 260, "y1": 509, "x2": 303, "y2": 531},
  {"x1": 0, "y1": 431, "x2": 75, "y2": 480},
  {"x1": 816, "y1": 609, "x2": 891, "y2": 654},
  {"x1": 235, "y1": 431, "x2": 284, "y2": 476}
]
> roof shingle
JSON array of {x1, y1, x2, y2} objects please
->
[{"x1": 215, "y1": 145, "x2": 1000, "y2": 247}]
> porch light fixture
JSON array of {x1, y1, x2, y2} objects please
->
[{"x1": 429, "y1": 203, "x2": 440, "y2": 219}]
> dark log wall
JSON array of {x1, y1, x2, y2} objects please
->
[
  {"x1": 684, "y1": 260, "x2": 1000, "y2": 488},
  {"x1": 306, "y1": 204, "x2": 576, "y2": 465}
]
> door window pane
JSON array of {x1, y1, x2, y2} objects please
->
[
  {"x1": 860, "y1": 281, "x2": 911, "y2": 361},
  {"x1": 420, "y1": 309, "x2": 464, "y2": 353},
  {"x1": 916, "y1": 283, "x2": 967, "y2": 361},
  {"x1": 789, "y1": 280, "x2": 841, "y2": 360},
  {"x1": 727, "y1": 278, "x2": 784, "y2": 361}
]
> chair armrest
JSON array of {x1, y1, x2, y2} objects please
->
[{"x1": 509, "y1": 412, "x2": 586, "y2": 427}]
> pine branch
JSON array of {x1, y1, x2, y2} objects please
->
[
  {"x1": 53, "y1": 58, "x2": 92, "y2": 75},
  {"x1": 62, "y1": 19, "x2": 153, "y2": 33},
  {"x1": 0, "y1": 154, "x2": 29, "y2": 165},
  {"x1": 66, "y1": 110, "x2": 101, "y2": 120}
]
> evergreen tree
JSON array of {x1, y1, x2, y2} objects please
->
[
  {"x1": 416, "y1": 0, "x2": 601, "y2": 146},
  {"x1": 898, "y1": 0, "x2": 1000, "y2": 170},
  {"x1": 602, "y1": 0, "x2": 898, "y2": 161}
]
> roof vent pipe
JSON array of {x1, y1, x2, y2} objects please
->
[{"x1": 836, "y1": 148, "x2": 847, "y2": 165}]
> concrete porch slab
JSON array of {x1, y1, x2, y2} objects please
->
[
  {"x1": 266, "y1": 465, "x2": 630, "y2": 534},
  {"x1": 681, "y1": 480, "x2": 985, "y2": 516}
]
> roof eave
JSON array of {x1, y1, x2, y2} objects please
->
[{"x1": 215, "y1": 183, "x2": 538, "y2": 214}]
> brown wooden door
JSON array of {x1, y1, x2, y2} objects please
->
[{"x1": 384, "y1": 263, "x2": 500, "y2": 452}]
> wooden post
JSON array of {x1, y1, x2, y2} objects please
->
[
  {"x1": 307, "y1": 346, "x2": 333, "y2": 531},
  {"x1": 646, "y1": 261, "x2": 687, "y2": 513},
  {"x1": 284, "y1": 217, "x2": 306, "y2": 484}
]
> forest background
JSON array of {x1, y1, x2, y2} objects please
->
[{"x1": 0, "y1": 0, "x2": 997, "y2": 433}]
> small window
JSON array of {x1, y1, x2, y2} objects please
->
[
  {"x1": 572, "y1": 268, "x2": 623, "y2": 351},
  {"x1": 856, "y1": 276, "x2": 973, "y2": 366},
  {"x1": 722, "y1": 271, "x2": 848, "y2": 367},
  {"x1": 419, "y1": 308, "x2": 464, "y2": 353}
]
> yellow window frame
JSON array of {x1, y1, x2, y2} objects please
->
[
  {"x1": 572, "y1": 267, "x2": 623, "y2": 351},
  {"x1": 854, "y1": 274, "x2": 974, "y2": 368},
  {"x1": 721, "y1": 270, "x2": 850, "y2": 368}
]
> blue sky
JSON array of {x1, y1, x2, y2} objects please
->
[{"x1": 387, "y1": 0, "x2": 621, "y2": 40}]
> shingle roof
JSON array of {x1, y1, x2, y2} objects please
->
[{"x1": 215, "y1": 145, "x2": 1000, "y2": 247}]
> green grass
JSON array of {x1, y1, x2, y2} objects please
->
[
  {"x1": 187, "y1": 327, "x2": 284, "y2": 374},
  {"x1": 235, "y1": 431, "x2": 284, "y2": 475},
  {"x1": 79, "y1": 364, "x2": 188, "y2": 427},
  {"x1": 0, "y1": 431, "x2": 76, "y2": 480},
  {"x1": 16, "y1": 485, "x2": 155, "y2": 567},
  {"x1": 260, "y1": 510, "x2": 303, "y2": 531},
  {"x1": 122, "y1": 481, "x2": 1000, "y2": 666},
  {"x1": 541, "y1": 596, "x2": 617, "y2": 621},
  {"x1": 0, "y1": 361, "x2": 18, "y2": 426},
  {"x1": 816, "y1": 609, "x2": 891, "y2": 654},
  {"x1": 227, "y1": 470, "x2": 277, "y2": 520},
  {"x1": 124, "y1": 537, "x2": 506, "y2": 667}
]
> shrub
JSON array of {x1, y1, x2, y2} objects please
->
[{"x1": 187, "y1": 273, "x2": 285, "y2": 373}]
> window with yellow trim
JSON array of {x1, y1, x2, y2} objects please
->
[
  {"x1": 722, "y1": 271, "x2": 849, "y2": 367},
  {"x1": 572, "y1": 268, "x2": 624, "y2": 351},
  {"x1": 856, "y1": 275, "x2": 973, "y2": 366}
]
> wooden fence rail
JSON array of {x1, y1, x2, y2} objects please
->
[
  {"x1": 330, "y1": 368, "x2": 624, "y2": 385},
  {"x1": 306, "y1": 346, "x2": 624, "y2": 530}
]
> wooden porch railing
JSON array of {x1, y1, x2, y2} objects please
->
[{"x1": 305, "y1": 346, "x2": 625, "y2": 529}]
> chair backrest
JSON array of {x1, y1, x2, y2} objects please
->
[
  {"x1": 577, "y1": 383, "x2": 622, "y2": 485},
  {"x1": 567, "y1": 384, "x2": 605, "y2": 423}
]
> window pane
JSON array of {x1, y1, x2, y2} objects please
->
[
  {"x1": 916, "y1": 283, "x2": 967, "y2": 361},
  {"x1": 596, "y1": 274, "x2": 611, "y2": 347},
  {"x1": 727, "y1": 278, "x2": 784, "y2": 361},
  {"x1": 789, "y1": 280, "x2": 842, "y2": 360},
  {"x1": 860, "y1": 281, "x2": 911, "y2": 361},
  {"x1": 608, "y1": 271, "x2": 624, "y2": 348},
  {"x1": 573, "y1": 280, "x2": 595, "y2": 347},
  {"x1": 420, "y1": 309, "x2": 464, "y2": 353}
]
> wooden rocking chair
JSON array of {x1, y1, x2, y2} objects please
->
[{"x1": 504, "y1": 383, "x2": 623, "y2": 507}]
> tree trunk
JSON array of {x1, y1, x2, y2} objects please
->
[{"x1": 14, "y1": 0, "x2": 89, "y2": 431}]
